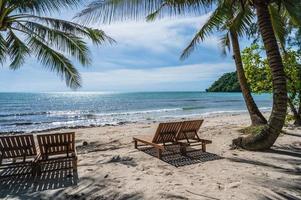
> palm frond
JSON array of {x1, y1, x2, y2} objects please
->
[
  {"x1": 180, "y1": 4, "x2": 228, "y2": 59},
  {"x1": 220, "y1": 32, "x2": 230, "y2": 56},
  {"x1": 11, "y1": 0, "x2": 84, "y2": 14},
  {"x1": 282, "y1": 0, "x2": 301, "y2": 26},
  {"x1": 25, "y1": 15, "x2": 114, "y2": 44},
  {"x1": 6, "y1": 30, "x2": 30, "y2": 69},
  {"x1": 230, "y1": 5, "x2": 254, "y2": 38},
  {"x1": 20, "y1": 20, "x2": 91, "y2": 66},
  {"x1": 268, "y1": 4, "x2": 286, "y2": 50},
  {"x1": 0, "y1": 35, "x2": 7, "y2": 65},
  {"x1": 28, "y1": 36, "x2": 81, "y2": 89},
  {"x1": 146, "y1": 3, "x2": 167, "y2": 22},
  {"x1": 76, "y1": 0, "x2": 214, "y2": 24}
]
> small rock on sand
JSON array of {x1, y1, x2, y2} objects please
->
[
  {"x1": 227, "y1": 181, "x2": 241, "y2": 189},
  {"x1": 165, "y1": 172, "x2": 173, "y2": 176}
]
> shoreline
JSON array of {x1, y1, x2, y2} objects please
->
[{"x1": 0, "y1": 110, "x2": 272, "y2": 134}]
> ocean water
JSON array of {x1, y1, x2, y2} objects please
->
[{"x1": 0, "y1": 92, "x2": 272, "y2": 133}]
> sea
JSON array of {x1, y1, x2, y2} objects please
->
[{"x1": 0, "y1": 92, "x2": 272, "y2": 133}]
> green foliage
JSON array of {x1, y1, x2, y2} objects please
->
[
  {"x1": 239, "y1": 125, "x2": 265, "y2": 135},
  {"x1": 285, "y1": 114, "x2": 295, "y2": 125},
  {"x1": 206, "y1": 72, "x2": 241, "y2": 92},
  {"x1": 242, "y1": 44, "x2": 272, "y2": 93},
  {"x1": 242, "y1": 44, "x2": 301, "y2": 97},
  {"x1": 0, "y1": 0, "x2": 112, "y2": 89},
  {"x1": 242, "y1": 44, "x2": 301, "y2": 121}
]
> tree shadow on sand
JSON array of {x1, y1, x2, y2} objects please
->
[
  {"x1": 228, "y1": 143, "x2": 301, "y2": 200},
  {"x1": 0, "y1": 159, "x2": 143, "y2": 200},
  {"x1": 0, "y1": 159, "x2": 79, "y2": 199}
]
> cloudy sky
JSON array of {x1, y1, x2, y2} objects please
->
[{"x1": 0, "y1": 6, "x2": 239, "y2": 92}]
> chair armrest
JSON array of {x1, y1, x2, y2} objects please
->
[
  {"x1": 176, "y1": 141, "x2": 189, "y2": 147},
  {"x1": 199, "y1": 139, "x2": 212, "y2": 144}
]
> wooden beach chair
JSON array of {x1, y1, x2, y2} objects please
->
[
  {"x1": 0, "y1": 134, "x2": 38, "y2": 177},
  {"x1": 133, "y1": 122, "x2": 187, "y2": 159},
  {"x1": 176, "y1": 120, "x2": 212, "y2": 152},
  {"x1": 36, "y1": 132, "x2": 77, "y2": 174}
]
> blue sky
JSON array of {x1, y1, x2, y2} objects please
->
[{"x1": 0, "y1": 8, "x2": 238, "y2": 92}]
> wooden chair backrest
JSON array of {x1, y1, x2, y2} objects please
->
[
  {"x1": 0, "y1": 134, "x2": 37, "y2": 159},
  {"x1": 37, "y1": 132, "x2": 75, "y2": 157},
  {"x1": 177, "y1": 120, "x2": 204, "y2": 140},
  {"x1": 152, "y1": 122, "x2": 182, "y2": 144}
]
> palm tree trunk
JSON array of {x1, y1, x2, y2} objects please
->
[
  {"x1": 298, "y1": 91, "x2": 301, "y2": 115},
  {"x1": 232, "y1": 1, "x2": 287, "y2": 150},
  {"x1": 230, "y1": 31, "x2": 267, "y2": 126},
  {"x1": 295, "y1": 94, "x2": 301, "y2": 126}
]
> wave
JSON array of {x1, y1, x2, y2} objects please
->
[
  {"x1": 182, "y1": 106, "x2": 205, "y2": 111},
  {"x1": 0, "y1": 111, "x2": 48, "y2": 117},
  {"x1": 0, "y1": 120, "x2": 132, "y2": 134},
  {"x1": 0, "y1": 120, "x2": 61, "y2": 126},
  {"x1": 0, "y1": 108, "x2": 183, "y2": 118},
  {"x1": 259, "y1": 107, "x2": 272, "y2": 111}
]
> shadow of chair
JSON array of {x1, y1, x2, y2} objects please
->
[
  {"x1": 0, "y1": 159, "x2": 78, "y2": 199},
  {"x1": 140, "y1": 146, "x2": 223, "y2": 167}
]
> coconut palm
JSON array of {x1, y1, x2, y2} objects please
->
[
  {"x1": 179, "y1": 1, "x2": 268, "y2": 125},
  {"x1": 0, "y1": 0, "x2": 112, "y2": 89},
  {"x1": 77, "y1": 0, "x2": 301, "y2": 150},
  {"x1": 245, "y1": 6, "x2": 301, "y2": 126}
]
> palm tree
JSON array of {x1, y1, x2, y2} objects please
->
[
  {"x1": 0, "y1": 0, "x2": 112, "y2": 89},
  {"x1": 232, "y1": 0, "x2": 300, "y2": 150},
  {"x1": 179, "y1": 1, "x2": 267, "y2": 125},
  {"x1": 244, "y1": 4, "x2": 301, "y2": 126},
  {"x1": 77, "y1": 0, "x2": 301, "y2": 150}
]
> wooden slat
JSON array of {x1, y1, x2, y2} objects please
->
[
  {"x1": 37, "y1": 132, "x2": 76, "y2": 158},
  {"x1": 152, "y1": 122, "x2": 182, "y2": 144},
  {"x1": 0, "y1": 134, "x2": 37, "y2": 159},
  {"x1": 176, "y1": 120, "x2": 204, "y2": 140}
]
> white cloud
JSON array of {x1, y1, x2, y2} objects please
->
[
  {"x1": 81, "y1": 62, "x2": 234, "y2": 90},
  {"x1": 97, "y1": 13, "x2": 219, "y2": 53}
]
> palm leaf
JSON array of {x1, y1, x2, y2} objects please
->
[
  {"x1": 21, "y1": 20, "x2": 91, "y2": 66},
  {"x1": 11, "y1": 0, "x2": 84, "y2": 14},
  {"x1": 180, "y1": 4, "x2": 228, "y2": 59},
  {"x1": 268, "y1": 4, "x2": 286, "y2": 50},
  {"x1": 28, "y1": 36, "x2": 81, "y2": 89},
  {"x1": 6, "y1": 30, "x2": 30, "y2": 69},
  {"x1": 220, "y1": 32, "x2": 230, "y2": 56},
  {"x1": 282, "y1": 0, "x2": 301, "y2": 26},
  {"x1": 0, "y1": 35, "x2": 7, "y2": 65},
  {"x1": 25, "y1": 15, "x2": 114, "y2": 44},
  {"x1": 76, "y1": 0, "x2": 214, "y2": 24},
  {"x1": 230, "y1": 5, "x2": 254, "y2": 38}
]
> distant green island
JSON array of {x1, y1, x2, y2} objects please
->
[{"x1": 206, "y1": 72, "x2": 241, "y2": 92}]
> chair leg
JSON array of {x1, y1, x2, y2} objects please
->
[
  {"x1": 33, "y1": 163, "x2": 42, "y2": 177},
  {"x1": 202, "y1": 143, "x2": 206, "y2": 152},
  {"x1": 31, "y1": 163, "x2": 37, "y2": 177},
  {"x1": 180, "y1": 146, "x2": 187, "y2": 156},
  {"x1": 157, "y1": 149, "x2": 162, "y2": 159},
  {"x1": 73, "y1": 157, "x2": 78, "y2": 172}
]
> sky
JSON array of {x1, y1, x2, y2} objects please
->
[{"x1": 0, "y1": 6, "x2": 239, "y2": 92}]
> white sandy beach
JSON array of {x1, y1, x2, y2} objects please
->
[{"x1": 1, "y1": 112, "x2": 301, "y2": 200}]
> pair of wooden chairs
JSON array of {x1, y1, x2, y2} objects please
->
[
  {"x1": 133, "y1": 119, "x2": 212, "y2": 159},
  {"x1": 0, "y1": 132, "x2": 77, "y2": 177}
]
